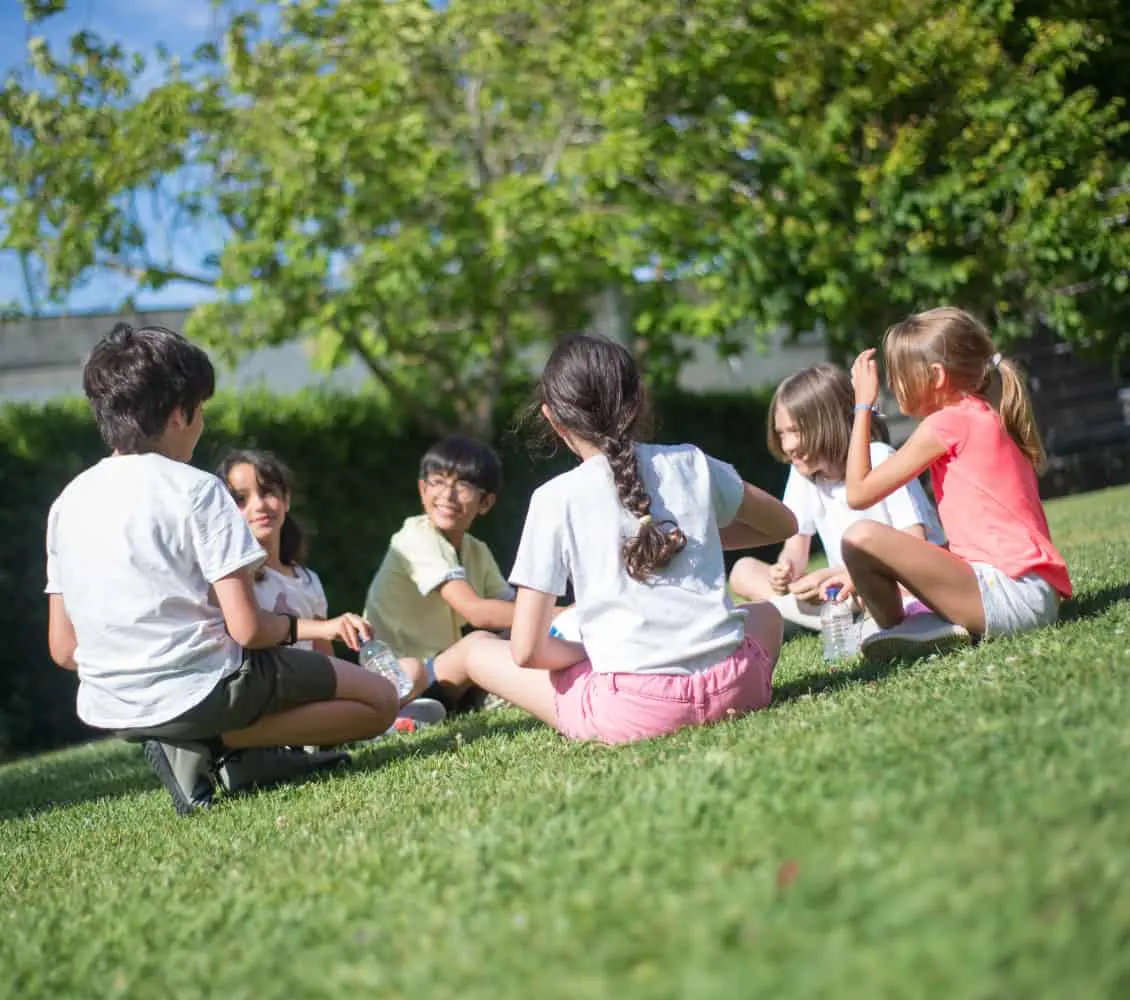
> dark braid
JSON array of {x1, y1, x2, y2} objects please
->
[{"x1": 538, "y1": 334, "x2": 686, "y2": 582}]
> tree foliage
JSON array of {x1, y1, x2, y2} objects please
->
[{"x1": 1, "y1": 0, "x2": 1127, "y2": 434}]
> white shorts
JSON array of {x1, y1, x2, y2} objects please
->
[{"x1": 972, "y1": 563, "x2": 1060, "y2": 638}]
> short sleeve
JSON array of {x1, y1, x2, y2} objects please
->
[
  {"x1": 475, "y1": 543, "x2": 512, "y2": 600},
  {"x1": 306, "y1": 568, "x2": 330, "y2": 618},
  {"x1": 190, "y1": 476, "x2": 267, "y2": 583},
  {"x1": 921, "y1": 406, "x2": 969, "y2": 453},
  {"x1": 704, "y1": 453, "x2": 744, "y2": 526},
  {"x1": 509, "y1": 486, "x2": 569, "y2": 597},
  {"x1": 781, "y1": 468, "x2": 817, "y2": 536},
  {"x1": 44, "y1": 499, "x2": 62, "y2": 594},
  {"x1": 871, "y1": 442, "x2": 927, "y2": 531},
  {"x1": 397, "y1": 521, "x2": 465, "y2": 595}
]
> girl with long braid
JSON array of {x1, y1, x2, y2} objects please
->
[{"x1": 431, "y1": 334, "x2": 797, "y2": 744}]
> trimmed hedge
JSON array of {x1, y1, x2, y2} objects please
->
[{"x1": 0, "y1": 386, "x2": 779, "y2": 758}]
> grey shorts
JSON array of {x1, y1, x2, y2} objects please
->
[
  {"x1": 973, "y1": 563, "x2": 1061, "y2": 638},
  {"x1": 119, "y1": 646, "x2": 338, "y2": 743}
]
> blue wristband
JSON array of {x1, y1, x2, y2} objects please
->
[{"x1": 854, "y1": 403, "x2": 874, "y2": 413}]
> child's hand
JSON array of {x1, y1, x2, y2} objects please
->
[
  {"x1": 768, "y1": 559, "x2": 794, "y2": 595},
  {"x1": 318, "y1": 613, "x2": 372, "y2": 651},
  {"x1": 851, "y1": 348, "x2": 880, "y2": 407},
  {"x1": 818, "y1": 570, "x2": 856, "y2": 603}
]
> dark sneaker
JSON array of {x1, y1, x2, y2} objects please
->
[
  {"x1": 216, "y1": 746, "x2": 351, "y2": 795},
  {"x1": 142, "y1": 739, "x2": 216, "y2": 816}
]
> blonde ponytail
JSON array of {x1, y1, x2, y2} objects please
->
[{"x1": 995, "y1": 358, "x2": 1046, "y2": 474}]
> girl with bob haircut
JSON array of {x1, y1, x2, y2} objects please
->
[
  {"x1": 730, "y1": 363, "x2": 943, "y2": 631},
  {"x1": 844, "y1": 307, "x2": 1071, "y2": 660}
]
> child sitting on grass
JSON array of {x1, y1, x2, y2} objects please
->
[
  {"x1": 45, "y1": 323, "x2": 426, "y2": 816},
  {"x1": 844, "y1": 307, "x2": 1072, "y2": 660},
  {"x1": 363, "y1": 435, "x2": 517, "y2": 711},
  {"x1": 431, "y1": 334, "x2": 797, "y2": 745},
  {"x1": 730, "y1": 363, "x2": 944, "y2": 630},
  {"x1": 219, "y1": 447, "x2": 445, "y2": 733}
]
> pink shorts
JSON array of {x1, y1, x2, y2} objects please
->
[{"x1": 551, "y1": 635, "x2": 775, "y2": 745}]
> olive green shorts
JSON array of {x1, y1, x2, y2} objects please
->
[{"x1": 119, "y1": 646, "x2": 338, "y2": 743}]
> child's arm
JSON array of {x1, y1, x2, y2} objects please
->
[
  {"x1": 47, "y1": 594, "x2": 78, "y2": 670},
  {"x1": 775, "y1": 533, "x2": 811, "y2": 580},
  {"x1": 213, "y1": 569, "x2": 370, "y2": 650},
  {"x1": 437, "y1": 579, "x2": 516, "y2": 631},
  {"x1": 718, "y1": 483, "x2": 798, "y2": 551},
  {"x1": 846, "y1": 349, "x2": 946, "y2": 510},
  {"x1": 509, "y1": 586, "x2": 587, "y2": 670}
]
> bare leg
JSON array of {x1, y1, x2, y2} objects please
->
[
  {"x1": 729, "y1": 557, "x2": 779, "y2": 601},
  {"x1": 433, "y1": 632, "x2": 560, "y2": 728},
  {"x1": 397, "y1": 656, "x2": 431, "y2": 705},
  {"x1": 841, "y1": 520, "x2": 985, "y2": 633},
  {"x1": 222, "y1": 661, "x2": 399, "y2": 749},
  {"x1": 739, "y1": 600, "x2": 785, "y2": 662}
]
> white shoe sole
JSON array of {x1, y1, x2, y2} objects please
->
[{"x1": 861, "y1": 626, "x2": 971, "y2": 662}]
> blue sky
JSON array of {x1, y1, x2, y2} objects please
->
[{"x1": 0, "y1": 0, "x2": 240, "y2": 315}]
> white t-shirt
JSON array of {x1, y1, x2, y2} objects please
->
[
  {"x1": 510, "y1": 443, "x2": 747, "y2": 676},
  {"x1": 45, "y1": 454, "x2": 266, "y2": 730},
  {"x1": 782, "y1": 441, "x2": 945, "y2": 567},
  {"x1": 253, "y1": 565, "x2": 328, "y2": 651}
]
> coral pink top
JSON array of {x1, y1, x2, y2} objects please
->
[{"x1": 921, "y1": 396, "x2": 1071, "y2": 598}]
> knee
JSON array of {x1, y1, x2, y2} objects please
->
[
  {"x1": 841, "y1": 519, "x2": 881, "y2": 558},
  {"x1": 743, "y1": 601, "x2": 784, "y2": 656}
]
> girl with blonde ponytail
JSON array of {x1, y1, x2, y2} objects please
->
[
  {"x1": 841, "y1": 307, "x2": 1072, "y2": 661},
  {"x1": 430, "y1": 334, "x2": 798, "y2": 745}
]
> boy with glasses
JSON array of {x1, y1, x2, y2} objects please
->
[{"x1": 363, "y1": 437, "x2": 516, "y2": 709}]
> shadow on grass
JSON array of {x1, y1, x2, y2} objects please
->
[
  {"x1": 0, "y1": 740, "x2": 153, "y2": 823},
  {"x1": 0, "y1": 715, "x2": 545, "y2": 823},
  {"x1": 1059, "y1": 583, "x2": 1130, "y2": 623},
  {"x1": 772, "y1": 657, "x2": 909, "y2": 704},
  {"x1": 351, "y1": 714, "x2": 545, "y2": 772}
]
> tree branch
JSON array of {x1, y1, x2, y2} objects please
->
[
  {"x1": 98, "y1": 257, "x2": 218, "y2": 287},
  {"x1": 337, "y1": 325, "x2": 450, "y2": 437}
]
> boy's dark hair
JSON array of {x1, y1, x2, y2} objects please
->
[
  {"x1": 419, "y1": 436, "x2": 503, "y2": 495},
  {"x1": 537, "y1": 333, "x2": 686, "y2": 582},
  {"x1": 217, "y1": 449, "x2": 308, "y2": 568},
  {"x1": 82, "y1": 322, "x2": 215, "y2": 454}
]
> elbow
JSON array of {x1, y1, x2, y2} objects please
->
[
  {"x1": 845, "y1": 486, "x2": 868, "y2": 511},
  {"x1": 49, "y1": 645, "x2": 76, "y2": 670},
  {"x1": 225, "y1": 617, "x2": 259, "y2": 649},
  {"x1": 511, "y1": 644, "x2": 537, "y2": 669}
]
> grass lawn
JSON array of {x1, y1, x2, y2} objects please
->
[{"x1": 3, "y1": 487, "x2": 1130, "y2": 999}]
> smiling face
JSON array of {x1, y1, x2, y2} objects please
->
[
  {"x1": 774, "y1": 404, "x2": 824, "y2": 479},
  {"x1": 226, "y1": 462, "x2": 290, "y2": 551},
  {"x1": 418, "y1": 472, "x2": 495, "y2": 543}
]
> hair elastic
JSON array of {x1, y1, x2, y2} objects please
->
[
  {"x1": 991, "y1": 352, "x2": 1002, "y2": 369},
  {"x1": 639, "y1": 514, "x2": 654, "y2": 526}
]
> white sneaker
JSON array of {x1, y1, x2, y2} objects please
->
[
  {"x1": 860, "y1": 613, "x2": 971, "y2": 662},
  {"x1": 397, "y1": 697, "x2": 448, "y2": 727}
]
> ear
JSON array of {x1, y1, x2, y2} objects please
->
[
  {"x1": 928, "y1": 363, "x2": 947, "y2": 392},
  {"x1": 478, "y1": 492, "x2": 497, "y2": 516},
  {"x1": 168, "y1": 407, "x2": 190, "y2": 431},
  {"x1": 417, "y1": 479, "x2": 428, "y2": 505}
]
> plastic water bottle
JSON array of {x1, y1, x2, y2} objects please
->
[
  {"x1": 357, "y1": 638, "x2": 413, "y2": 698},
  {"x1": 821, "y1": 586, "x2": 859, "y2": 661}
]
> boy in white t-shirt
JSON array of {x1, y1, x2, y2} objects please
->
[
  {"x1": 730, "y1": 364, "x2": 944, "y2": 630},
  {"x1": 45, "y1": 323, "x2": 425, "y2": 814}
]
